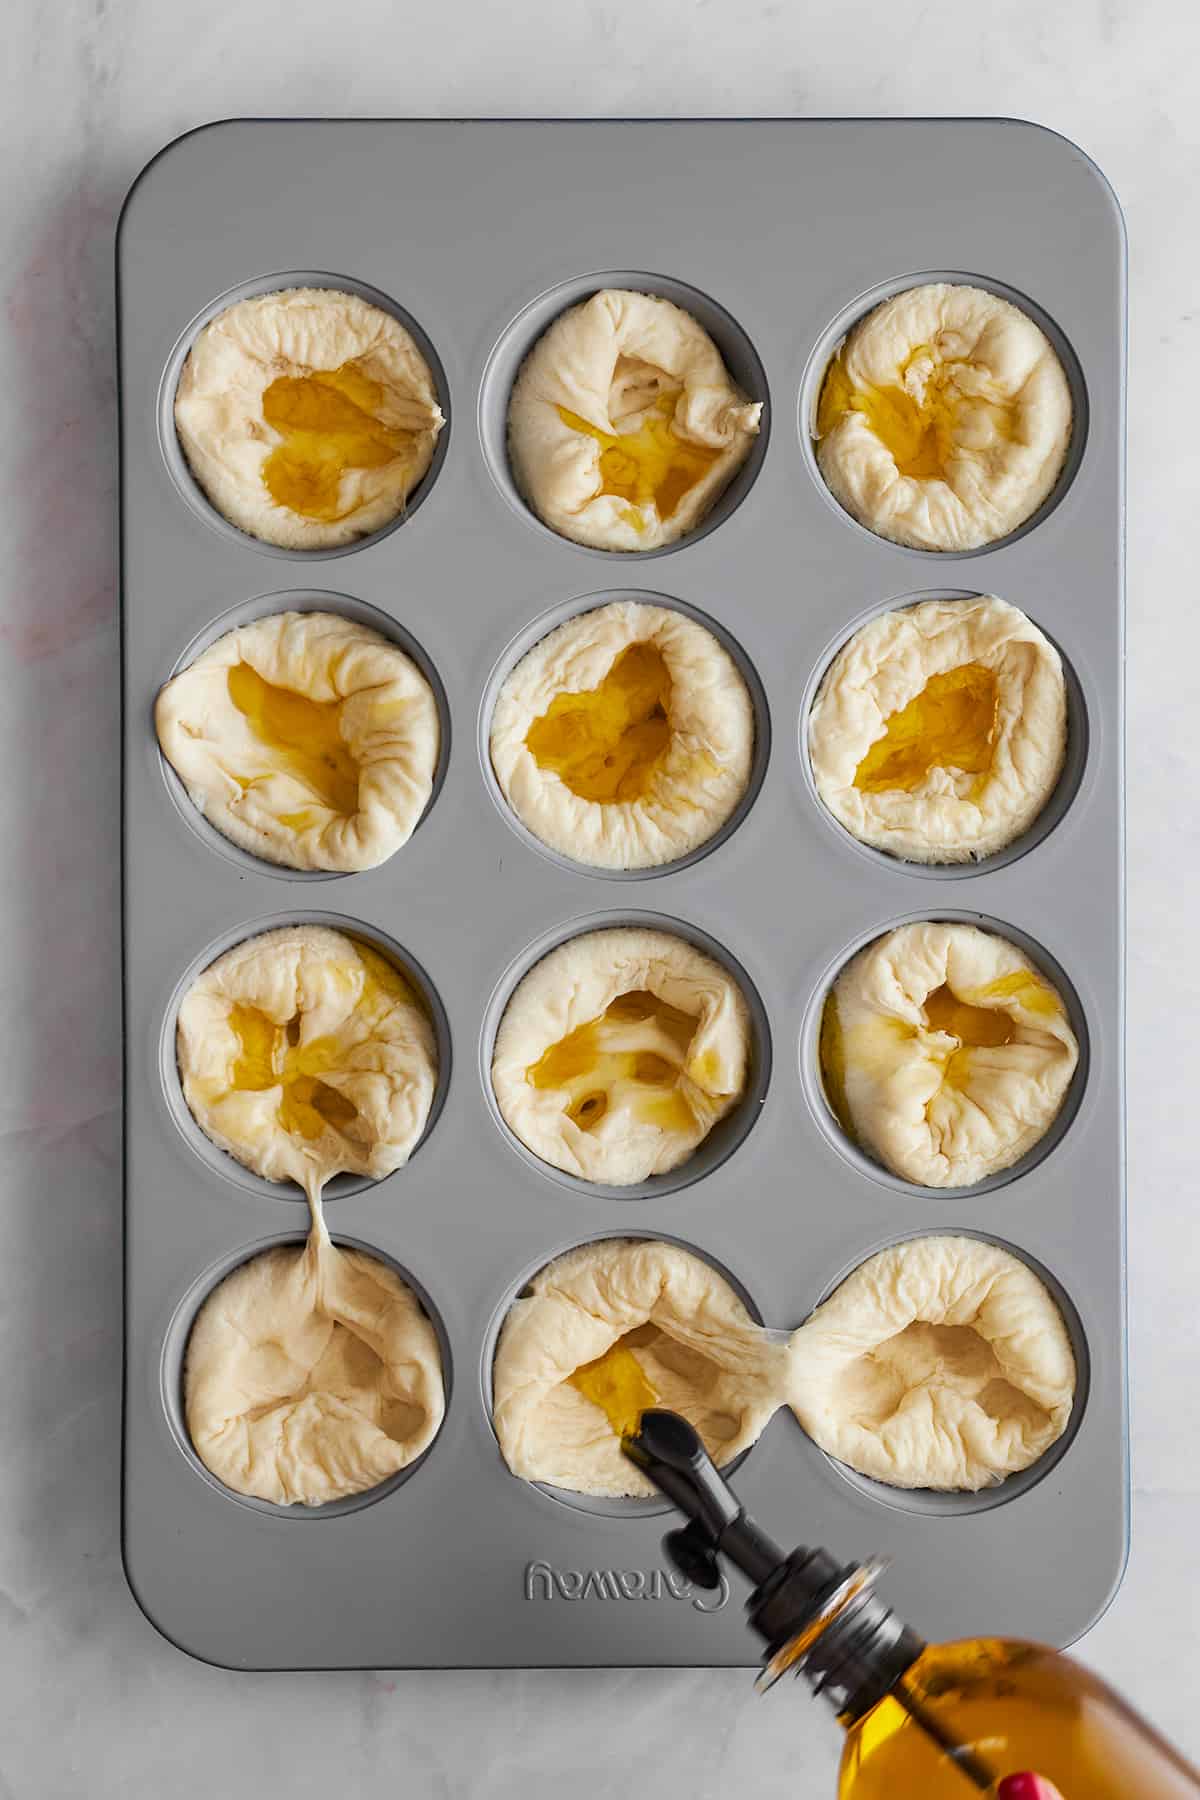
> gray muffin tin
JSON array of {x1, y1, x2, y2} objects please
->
[{"x1": 118, "y1": 119, "x2": 1126, "y2": 1669}]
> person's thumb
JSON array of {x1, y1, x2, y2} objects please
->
[{"x1": 996, "y1": 1776, "x2": 1065, "y2": 1800}]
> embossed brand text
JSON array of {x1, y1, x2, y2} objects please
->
[{"x1": 524, "y1": 1561, "x2": 729, "y2": 1612}]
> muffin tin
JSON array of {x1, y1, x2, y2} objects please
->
[{"x1": 118, "y1": 119, "x2": 1126, "y2": 1669}]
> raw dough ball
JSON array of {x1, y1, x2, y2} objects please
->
[
  {"x1": 815, "y1": 283, "x2": 1072, "y2": 551},
  {"x1": 808, "y1": 596, "x2": 1066, "y2": 863},
  {"x1": 177, "y1": 925, "x2": 437, "y2": 1201},
  {"x1": 490, "y1": 600, "x2": 754, "y2": 870},
  {"x1": 492, "y1": 926, "x2": 752, "y2": 1185},
  {"x1": 821, "y1": 921, "x2": 1078, "y2": 1187},
  {"x1": 156, "y1": 610, "x2": 439, "y2": 873},
  {"x1": 788, "y1": 1236, "x2": 1075, "y2": 1491},
  {"x1": 493, "y1": 1238, "x2": 789, "y2": 1497},
  {"x1": 175, "y1": 287, "x2": 444, "y2": 550},
  {"x1": 508, "y1": 289, "x2": 761, "y2": 551},
  {"x1": 186, "y1": 1234, "x2": 444, "y2": 1505}
]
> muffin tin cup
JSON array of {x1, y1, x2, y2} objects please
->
[
  {"x1": 160, "y1": 1230, "x2": 454, "y2": 1520},
  {"x1": 158, "y1": 588, "x2": 452, "y2": 882},
  {"x1": 120, "y1": 119, "x2": 1126, "y2": 1671},
  {"x1": 798, "y1": 268, "x2": 1091, "y2": 559},
  {"x1": 478, "y1": 587, "x2": 772, "y2": 882},
  {"x1": 799, "y1": 587, "x2": 1091, "y2": 881},
  {"x1": 797, "y1": 1226, "x2": 1092, "y2": 1519},
  {"x1": 479, "y1": 1229, "x2": 773, "y2": 1520},
  {"x1": 478, "y1": 269, "x2": 771, "y2": 560},
  {"x1": 159, "y1": 909, "x2": 453, "y2": 1205},
  {"x1": 799, "y1": 907, "x2": 1092, "y2": 1201},
  {"x1": 479, "y1": 907, "x2": 774, "y2": 1203},
  {"x1": 157, "y1": 268, "x2": 452, "y2": 561}
]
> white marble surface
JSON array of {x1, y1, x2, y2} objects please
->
[{"x1": 1, "y1": 0, "x2": 1196, "y2": 1792}]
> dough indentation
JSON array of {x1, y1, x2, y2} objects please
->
[
  {"x1": 555, "y1": 390, "x2": 723, "y2": 525},
  {"x1": 818, "y1": 343, "x2": 1017, "y2": 483},
  {"x1": 922, "y1": 981, "x2": 1018, "y2": 1091},
  {"x1": 492, "y1": 927, "x2": 751, "y2": 1184},
  {"x1": 525, "y1": 641, "x2": 671, "y2": 803},
  {"x1": 787, "y1": 1235, "x2": 1076, "y2": 1491},
  {"x1": 493, "y1": 1239, "x2": 790, "y2": 1496},
  {"x1": 567, "y1": 1336, "x2": 661, "y2": 1439},
  {"x1": 525, "y1": 988, "x2": 699, "y2": 1138},
  {"x1": 808, "y1": 596, "x2": 1067, "y2": 864},
  {"x1": 818, "y1": 921, "x2": 1078, "y2": 1187},
  {"x1": 853, "y1": 662, "x2": 998, "y2": 797},
  {"x1": 836, "y1": 1322, "x2": 1046, "y2": 1433},
  {"x1": 225, "y1": 1003, "x2": 364, "y2": 1143},
  {"x1": 261, "y1": 360, "x2": 417, "y2": 522},
  {"x1": 226, "y1": 660, "x2": 360, "y2": 816}
]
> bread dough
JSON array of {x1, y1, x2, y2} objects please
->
[
  {"x1": 507, "y1": 289, "x2": 762, "y2": 551},
  {"x1": 156, "y1": 611, "x2": 440, "y2": 872},
  {"x1": 174, "y1": 287, "x2": 444, "y2": 550},
  {"x1": 177, "y1": 924, "x2": 437, "y2": 1202},
  {"x1": 179, "y1": 925, "x2": 442, "y2": 1505},
  {"x1": 185, "y1": 1229, "x2": 444, "y2": 1506},
  {"x1": 490, "y1": 600, "x2": 754, "y2": 869},
  {"x1": 821, "y1": 921, "x2": 1078, "y2": 1187},
  {"x1": 815, "y1": 284, "x2": 1072, "y2": 551},
  {"x1": 787, "y1": 1236, "x2": 1076, "y2": 1491},
  {"x1": 809, "y1": 597, "x2": 1066, "y2": 863},
  {"x1": 492, "y1": 927, "x2": 751, "y2": 1184},
  {"x1": 492, "y1": 1238, "x2": 790, "y2": 1497}
]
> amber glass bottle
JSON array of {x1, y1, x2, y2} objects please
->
[
  {"x1": 834, "y1": 1634, "x2": 1200, "y2": 1797},
  {"x1": 621, "y1": 1411, "x2": 1200, "y2": 1800}
]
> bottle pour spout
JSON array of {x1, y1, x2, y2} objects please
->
[
  {"x1": 622, "y1": 1408, "x2": 785, "y2": 1590},
  {"x1": 622, "y1": 1410, "x2": 924, "y2": 1716}
]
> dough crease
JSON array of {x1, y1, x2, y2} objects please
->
[
  {"x1": 822, "y1": 921, "x2": 1078, "y2": 1187},
  {"x1": 508, "y1": 289, "x2": 761, "y2": 551},
  {"x1": 157, "y1": 611, "x2": 439, "y2": 872}
]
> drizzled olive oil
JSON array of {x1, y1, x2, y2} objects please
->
[
  {"x1": 525, "y1": 989, "x2": 700, "y2": 1135},
  {"x1": 817, "y1": 349, "x2": 1016, "y2": 483},
  {"x1": 557, "y1": 392, "x2": 722, "y2": 523},
  {"x1": 261, "y1": 360, "x2": 414, "y2": 521},
  {"x1": 568, "y1": 1341, "x2": 661, "y2": 1439},
  {"x1": 525, "y1": 643, "x2": 672, "y2": 804},
  {"x1": 227, "y1": 661, "x2": 360, "y2": 814},
  {"x1": 853, "y1": 664, "x2": 999, "y2": 797}
]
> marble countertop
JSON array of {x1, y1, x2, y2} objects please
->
[{"x1": 2, "y1": 0, "x2": 1195, "y2": 1791}]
